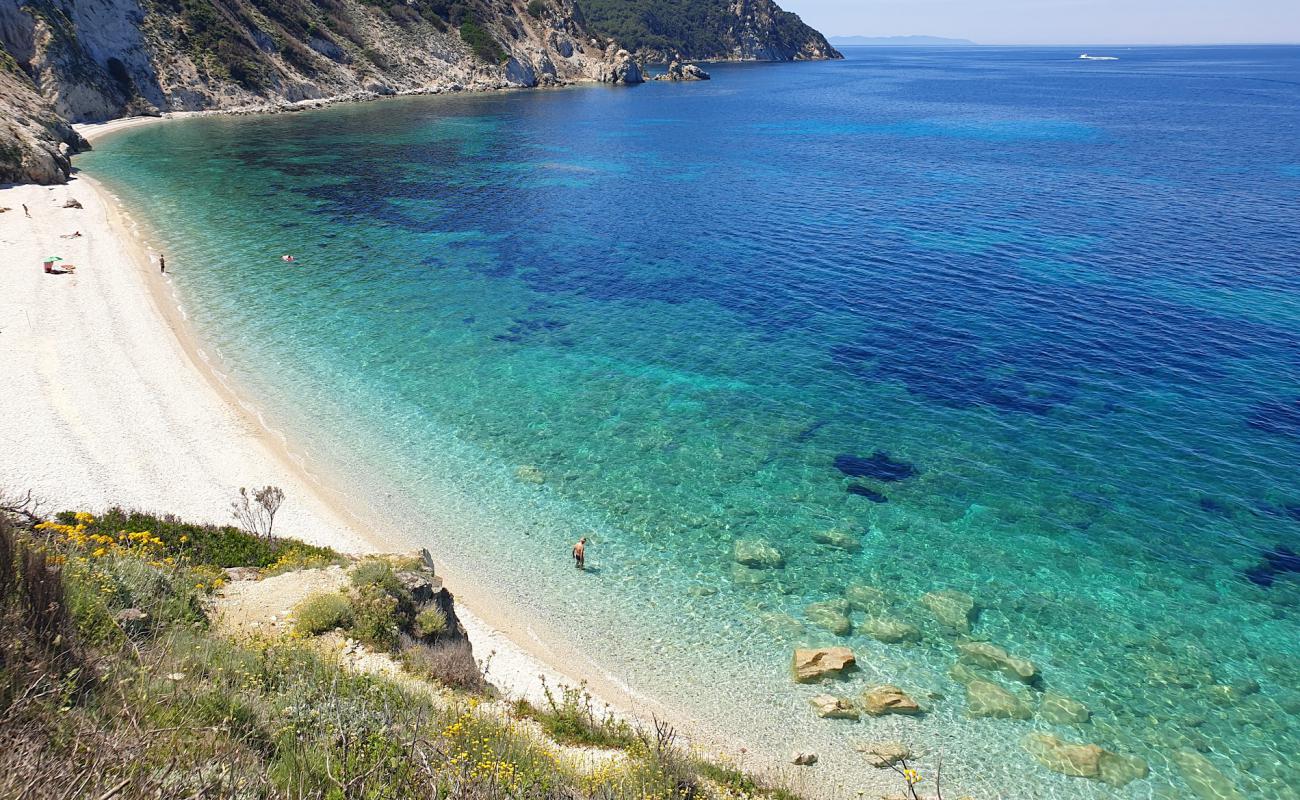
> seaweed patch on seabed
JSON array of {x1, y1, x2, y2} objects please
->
[
  {"x1": 1244, "y1": 544, "x2": 1300, "y2": 587},
  {"x1": 834, "y1": 451, "x2": 918, "y2": 481},
  {"x1": 847, "y1": 484, "x2": 888, "y2": 503}
]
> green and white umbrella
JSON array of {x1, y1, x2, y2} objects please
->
[{"x1": 44, "y1": 255, "x2": 63, "y2": 262}]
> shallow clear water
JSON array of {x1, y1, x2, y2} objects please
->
[{"x1": 81, "y1": 46, "x2": 1300, "y2": 799}]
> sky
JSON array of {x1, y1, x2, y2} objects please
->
[{"x1": 784, "y1": 0, "x2": 1300, "y2": 45}]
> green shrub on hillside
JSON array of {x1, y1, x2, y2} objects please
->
[
  {"x1": 516, "y1": 677, "x2": 637, "y2": 749},
  {"x1": 349, "y1": 583, "x2": 401, "y2": 649},
  {"x1": 415, "y1": 606, "x2": 447, "y2": 636},
  {"x1": 526, "y1": 0, "x2": 546, "y2": 18},
  {"x1": 293, "y1": 591, "x2": 353, "y2": 635},
  {"x1": 49, "y1": 507, "x2": 338, "y2": 569},
  {"x1": 460, "y1": 20, "x2": 507, "y2": 64}
]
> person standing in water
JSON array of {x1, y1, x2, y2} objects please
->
[{"x1": 572, "y1": 537, "x2": 587, "y2": 570}]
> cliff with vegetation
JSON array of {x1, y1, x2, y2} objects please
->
[
  {"x1": 0, "y1": 0, "x2": 835, "y2": 184},
  {"x1": 576, "y1": 0, "x2": 840, "y2": 62},
  {"x1": 0, "y1": 498, "x2": 808, "y2": 799}
]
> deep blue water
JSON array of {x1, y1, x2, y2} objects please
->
[{"x1": 81, "y1": 46, "x2": 1300, "y2": 798}]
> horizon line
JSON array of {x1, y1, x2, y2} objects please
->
[{"x1": 827, "y1": 38, "x2": 1300, "y2": 47}]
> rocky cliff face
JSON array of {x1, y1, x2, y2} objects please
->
[
  {"x1": 0, "y1": 0, "x2": 649, "y2": 183},
  {"x1": 0, "y1": 46, "x2": 86, "y2": 184},
  {"x1": 575, "y1": 0, "x2": 840, "y2": 62},
  {"x1": 0, "y1": 0, "x2": 836, "y2": 184},
  {"x1": 720, "y1": 0, "x2": 839, "y2": 61}
]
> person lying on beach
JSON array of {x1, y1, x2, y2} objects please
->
[
  {"x1": 59, "y1": 231, "x2": 82, "y2": 239},
  {"x1": 573, "y1": 537, "x2": 587, "y2": 570}
]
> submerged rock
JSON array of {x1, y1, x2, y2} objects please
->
[
  {"x1": 922, "y1": 589, "x2": 978, "y2": 633},
  {"x1": 514, "y1": 464, "x2": 546, "y2": 484},
  {"x1": 811, "y1": 527, "x2": 862, "y2": 551},
  {"x1": 861, "y1": 684, "x2": 921, "y2": 716},
  {"x1": 844, "y1": 583, "x2": 888, "y2": 612},
  {"x1": 964, "y1": 678, "x2": 1033, "y2": 719},
  {"x1": 809, "y1": 694, "x2": 859, "y2": 719},
  {"x1": 733, "y1": 538, "x2": 784, "y2": 568},
  {"x1": 805, "y1": 599, "x2": 852, "y2": 636},
  {"x1": 729, "y1": 563, "x2": 771, "y2": 587},
  {"x1": 856, "y1": 741, "x2": 912, "y2": 768},
  {"x1": 863, "y1": 615, "x2": 921, "y2": 644},
  {"x1": 834, "y1": 451, "x2": 918, "y2": 481},
  {"x1": 759, "y1": 611, "x2": 804, "y2": 637},
  {"x1": 1040, "y1": 692, "x2": 1091, "y2": 724},
  {"x1": 955, "y1": 639, "x2": 1039, "y2": 684},
  {"x1": 792, "y1": 647, "x2": 856, "y2": 682},
  {"x1": 1172, "y1": 749, "x2": 1247, "y2": 800},
  {"x1": 1022, "y1": 733, "x2": 1148, "y2": 787}
]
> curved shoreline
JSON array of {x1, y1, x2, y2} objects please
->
[{"x1": 5, "y1": 114, "x2": 753, "y2": 769}]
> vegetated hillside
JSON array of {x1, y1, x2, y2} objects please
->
[
  {"x1": 0, "y1": 499, "x2": 815, "y2": 799},
  {"x1": 0, "y1": 0, "x2": 643, "y2": 182},
  {"x1": 576, "y1": 0, "x2": 840, "y2": 61}
]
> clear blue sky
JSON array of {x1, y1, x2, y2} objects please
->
[{"x1": 784, "y1": 0, "x2": 1300, "y2": 45}]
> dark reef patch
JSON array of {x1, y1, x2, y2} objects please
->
[
  {"x1": 1244, "y1": 545, "x2": 1300, "y2": 587},
  {"x1": 847, "y1": 484, "x2": 889, "y2": 503},
  {"x1": 835, "y1": 452, "x2": 917, "y2": 481},
  {"x1": 1248, "y1": 398, "x2": 1300, "y2": 439}
]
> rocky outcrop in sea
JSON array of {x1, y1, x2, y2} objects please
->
[{"x1": 654, "y1": 61, "x2": 710, "y2": 81}]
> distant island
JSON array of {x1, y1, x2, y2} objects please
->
[{"x1": 830, "y1": 35, "x2": 977, "y2": 46}]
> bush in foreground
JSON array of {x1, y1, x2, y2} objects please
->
[
  {"x1": 293, "y1": 590, "x2": 353, "y2": 635},
  {"x1": 2, "y1": 504, "x2": 809, "y2": 799}
]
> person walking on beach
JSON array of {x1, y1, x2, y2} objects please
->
[
  {"x1": 159, "y1": 253, "x2": 166, "y2": 274},
  {"x1": 572, "y1": 537, "x2": 587, "y2": 570},
  {"x1": 22, "y1": 204, "x2": 30, "y2": 218}
]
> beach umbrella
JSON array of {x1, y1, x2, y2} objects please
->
[{"x1": 44, "y1": 255, "x2": 63, "y2": 262}]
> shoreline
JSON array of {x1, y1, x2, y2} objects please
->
[{"x1": 3, "y1": 115, "x2": 755, "y2": 773}]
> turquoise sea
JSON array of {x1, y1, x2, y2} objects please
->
[{"x1": 80, "y1": 46, "x2": 1300, "y2": 799}]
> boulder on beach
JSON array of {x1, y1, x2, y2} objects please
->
[
  {"x1": 922, "y1": 589, "x2": 978, "y2": 633},
  {"x1": 856, "y1": 741, "x2": 912, "y2": 768},
  {"x1": 863, "y1": 615, "x2": 920, "y2": 643},
  {"x1": 804, "y1": 599, "x2": 852, "y2": 636},
  {"x1": 1172, "y1": 749, "x2": 1247, "y2": 800},
  {"x1": 809, "y1": 694, "x2": 859, "y2": 719},
  {"x1": 964, "y1": 678, "x2": 1033, "y2": 719},
  {"x1": 811, "y1": 527, "x2": 861, "y2": 551},
  {"x1": 1022, "y1": 733, "x2": 1149, "y2": 788},
  {"x1": 955, "y1": 639, "x2": 1039, "y2": 683},
  {"x1": 792, "y1": 647, "x2": 856, "y2": 682},
  {"x1": 791, "y1": 751, "x2": 818, "y2": 766},
  {"x1": 1040, "y1": 692, "x2": 1091, "y2": 724},
  {"x1": 733, "y1": 538, "x2": 784, "y2": 568},
  {"x1": 861, "y1": 684, "x2": 921, "y2": 716}
]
